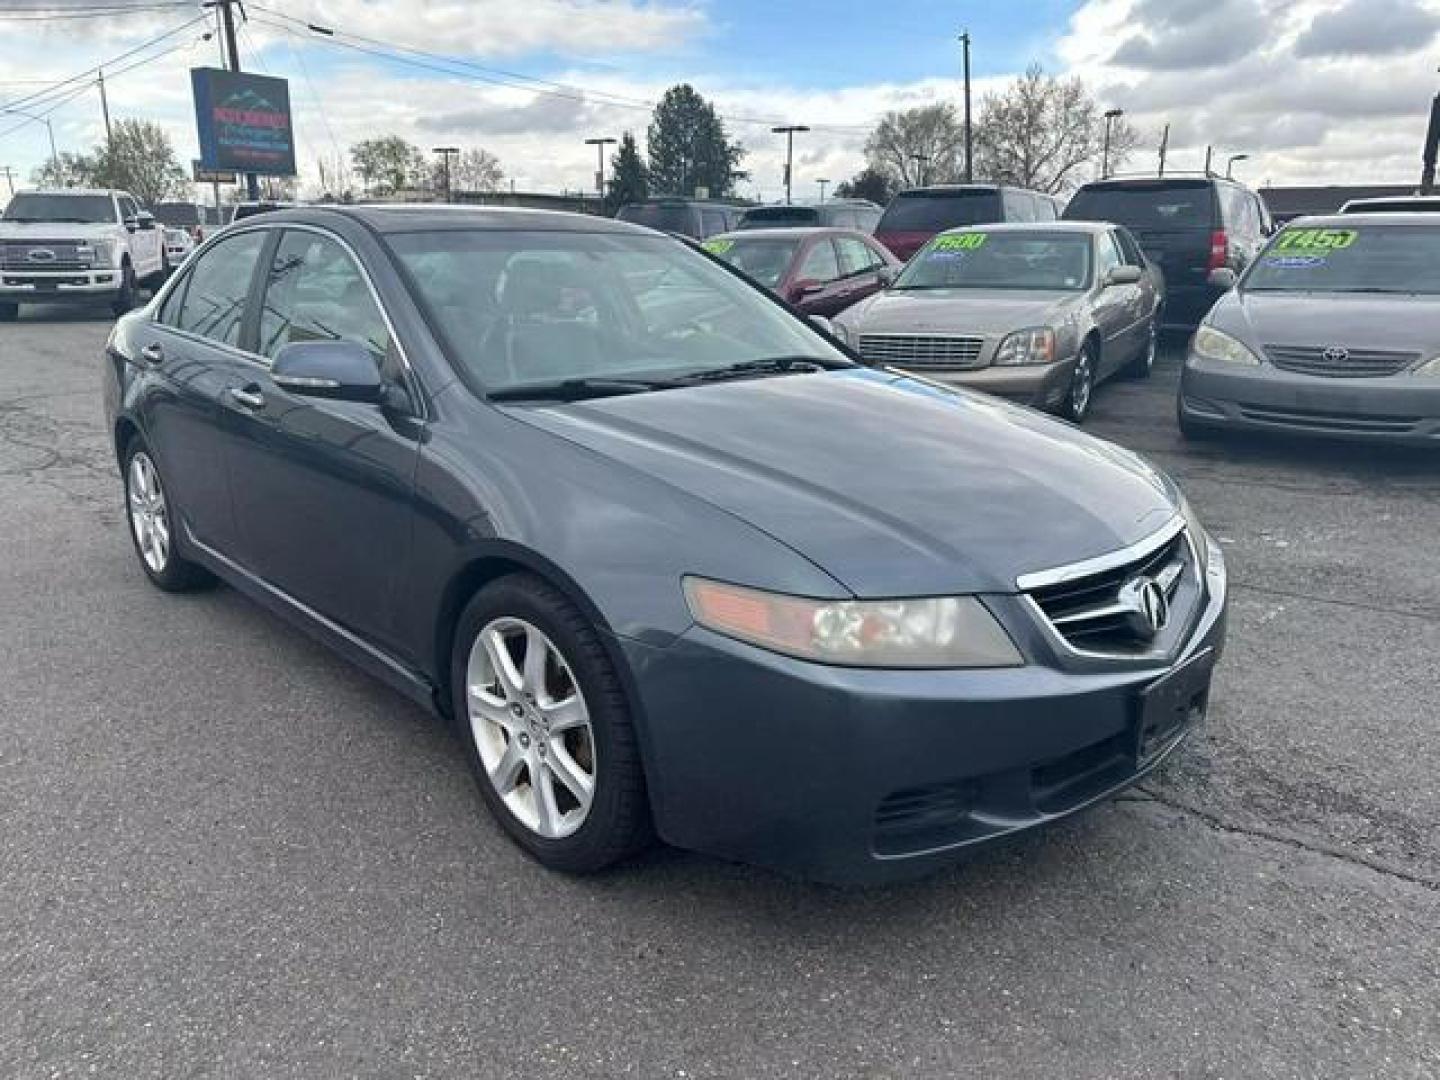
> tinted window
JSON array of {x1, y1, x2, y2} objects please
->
[
  {"x1": 1064, "y1": 183, "x2": 1216, "y2": 229},
  {"x1": 616, "y1": 203, "x2": 697, "y2": 235},
  {"x1": 796, "y1": 239, "x2": 841, "y2": 282},
  {"x1": 174, "y1": 230, "x2": 266, "y2": 347},
  {"x1": 877, "y1": 191, "x2": 1003, "y2": 232},
  {"x1": 740, "y1": 206, "x2": 821, "y2": 229},
  {"x1": 1244, "y1": 225, "x2": 1440, "y2": 294},
  {"x1": 836, "y1": 236, "x2": 880, "y2": 276},
  {"x1": 894, "y1": 231, "x2": 1092, "y2": 291},
  {"x1": 390, "y1": 229, "x2": 845, "y2": 393},
  {"x1": 1096, "y1": 232, "x2": 1124, "y2": 278},
  {"x1": 706, "y1": 236, "x2": 800, "y2": 288},
  {"x1": 258, "y1": 231, "x2": 392, "y2": 367},
  {"x1": 1113, "y1": 228, "x2": 1145, "y2": 266},
  {"x1": 1, "y1": 193, "x2": 115, "y2": 224},
  {"x1": 118, "y1": 196, "x2": 140, "y2": 221}
]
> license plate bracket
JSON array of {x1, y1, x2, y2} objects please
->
[{"x1": 1135, "y1": 648, "x2": 1214, "y2": 765}]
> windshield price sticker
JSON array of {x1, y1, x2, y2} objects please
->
[
  {"x1": 1274, "y1": 228, "x2": 1357, "y2": 251},
  {"x1": 1264, "y1": 254, "x2": 1327, "y2": 269},
  {"x1": 702, "y1": 238, "x2": 734, "y2": 254},
  {"x1": 931, "y1": 233, "x2": 987, "y2": 252}
]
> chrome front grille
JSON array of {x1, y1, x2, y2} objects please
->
[
  {"x1": 1023, "y1": 525, "x2": 1199, "y2": 658},
  {"x1": 0, "y1": 241, "x2": 89, "y2": 272},
  {"x1": 858, "y1": 334, "x2": 985, "y2": 370},
  {"x1": 1264, "y1": 344, "x2": 1418, "y2": 378}
]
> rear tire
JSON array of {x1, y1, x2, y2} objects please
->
[
  {"x1": 121, "y1": 437, "x2": 213, "y2": 592},
  {"x1": 0, "y1": 302, "x2": 17, "y2": 322},
  {"x1": 111, "y1": 264, "x2": 137, "y2": 317},
  {"x1": 451, "y1": 574, "x2": 652, "y2": 873}
]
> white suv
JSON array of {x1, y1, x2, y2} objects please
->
[{"x1": 0, "y1": 188, "x2": 167, "y2": 321}]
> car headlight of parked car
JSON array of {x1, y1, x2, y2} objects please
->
[
  {"x1": 1179, "y1": 494, "x2": 1210, "y2": 568},
  {"x1": 1414, "y1": 354, "x2": 1440, "y2": 377},
  {"x1": 683, "y1": 578, "x2": 1024, "y2": 669},
  {"x1": 1190, "y1": 325, "x2": 1260, "y2": 366},
  {"x1": 993, "y1": 326, "x2": 1056, "y2": 366}
]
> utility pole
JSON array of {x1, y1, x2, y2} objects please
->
[
  {"x1": 97, "y1": 67, "x2": 113, "y2": 153},
  {"x1": 771, "y1": 125, "x2": 809, "y2": 204},
  {"x1": 584, "y1": 136, "x2": 616, "y2": 212},
  {"x1": 1157, "y1": 123, "x2": 1170, "y2": 177},
  {"x1": 0, "y1": 166, "x2": 15, "y2": 197},
  {"x1": 1421, "y1": 90, "x2": 1440, "y2": 194},
  {"x1": 817, "y1": 178, "x2": 828, "y2": 203},
  {"x1": 1101, "y1": 108, "x2": 1123, "y2": 179},
  {"x1": 208, "y1": 0, "x2": 260, "y2": 200},
  {"x1": 960, "y1": 31, "x2": 973, "y2": 183},
  {"x1": 433, "y1": 146, "x2": 458, "y2": 203}
]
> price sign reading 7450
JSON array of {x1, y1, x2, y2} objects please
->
[{"x1": 1274, "y1": 228, "x2": 1358, "y2": 251}]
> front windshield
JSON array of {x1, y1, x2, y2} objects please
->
[
  {"x1": 389, "y1": 229, "x2": 848, "y2": 394},
  {"x1": 893, "y1": 230, "x2": 1092, "y2": 291},
  {"x1": 1244, "y1": 225, "x2": 1440, "y2": 294},
  {"x1": 703, "y1": 235, "x2": 799, "y2": 288},
  {"x1": 2, "y1": 194, "x2": 115, "y2": 224}
]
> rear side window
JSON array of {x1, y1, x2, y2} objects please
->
[
  {"x1": 173, "y1": 230, "x2": 266, "y2": 347},
  {"x1": 258, "y1": 230, "x2": 392, "y2": 368},
  {"x1": 1113, "y1": 228, "x2": 1145, "y2": 266},
  {"x1": 878, "y1": 191, "x2": 1003, "y2": 232},
  {"x1": 1065, "y1": 184, "x2": 1216, "y2": 229},
  {"x1": 835, "y1": 236, "x2": 881, "y2": 276},
  {"x1": 796, "y1": 239, "x2": 841, "y2": 282}
]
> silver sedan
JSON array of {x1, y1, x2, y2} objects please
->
[{"x1": 833, "y1": 222, "x2": 1163, "y2": 423}]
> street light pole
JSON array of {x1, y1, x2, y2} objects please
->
[
  {"x1": 1101, "y1": 108, "x2": 1123, "y2": 179},
  {"x1": 584, "y1": 136, "x2": 617, "y2": 212},
  {"x1": 771, "y1": 125, "x2": 809, "y2": 205},
  {"x1": 1225, "y1": 153, "x2": 1250, "y2": 180},
  {"x1": 2, "y1": 109, "x2": 59, "y2": 170},
  {"x1": 960, "y1": 31, "x2": 973, "y2": 182},
  {"x1": 432, "y1": 146, "x2": 458, "y2": 203}
]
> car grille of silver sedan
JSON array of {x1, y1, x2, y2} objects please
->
[
  {"x1": 1264, "y1": 344, "x2": 1419, "y2": 378},
  {"x1": 1023, "y1": 527, "x2": 1201, "y2": 659},
  {"x1": 857, "y1": 334, "x2": 986, "y2": 370}
]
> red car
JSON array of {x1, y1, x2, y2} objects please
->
[{"x1": 702, "y1": 227, "x2": 900, "y2": 316}]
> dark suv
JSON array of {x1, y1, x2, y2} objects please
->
[
  {"x1": 1064, "y1": 176, "x2": 1273, "y2": 329},
  {"x1": 615, "y1": 198, "x2": 746, "y2": 240},
  {"x1": 875, "y1": 185, "x2": 1062, "y2": 260},
  {"x1": 737, "y1": 199, "x2": 883, "y2": 233}
]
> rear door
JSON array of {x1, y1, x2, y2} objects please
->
[
  {"x1": 223, "y1": 226, "x2": 425, "y2": 652},
  {"x1": 130, "y1": 228, "x2": 269, "y2": 552}
]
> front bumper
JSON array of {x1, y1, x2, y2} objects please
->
[
  {"x1": 1179, "y1": 358, "x2": 1440, "y2": 445},
  {"x1": 899, "y1": 358, "x2": 1078, "y2": 412},
  {"x1": 619, "y1": 545, "x2": 1227, "y2": 884},
  {"x1": 0, "y1": 267, "x2": 121, "y2": 300}
]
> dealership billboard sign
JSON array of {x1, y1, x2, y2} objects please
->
[{"x1": 190, "y1": 67, "x2": 296, "y2": 177}]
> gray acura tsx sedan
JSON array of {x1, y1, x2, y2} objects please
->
[
  {"x1": 102, "y1": 205, "x2": 1226, "y2": 884},
  {"x1": 1179, "y1": 213, "x2": 1440, "y2": 444},
  {"x1": 833, "y1": 222, "x2": 1163, "y2": 423}
]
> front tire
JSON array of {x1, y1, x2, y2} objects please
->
[
  {"x1": 1063, "y1": 340, "x2": 1098, "y2": 424},
  {"x1": 122, "y1": 438, "x2": 212, "y2": 591},
  {"x1": 451, "y1": 574, "x2": 651, "y2": 873},
  {"x1": 111, "y1": 264, "x2": 137, "y2": 317},
  {"x1": 1127, "y1": 320, "x2": 1158, "y2": 379}
]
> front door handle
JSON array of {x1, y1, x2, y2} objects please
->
[
  {"x1": 139, "y1": 343, "x2": 164, "y2": 366},
  {"x1": 227, "y1": 386, "x2": 265, "y2": 411}
]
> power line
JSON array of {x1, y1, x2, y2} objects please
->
[{"x1": 0, "y1": 4, "x2": 192, "y2": 21}]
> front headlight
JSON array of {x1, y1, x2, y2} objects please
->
[
  {"x1": 683, "y1": 578, "x2": 1023, "y2": 669},
  {"x1": 1190, "y1": 325, "x2": 1260, "y2": 366},
  {"x1": 994, "y1": 326, "x2": 1056, "y2": 366},
  {"x1": 79, "y1": 240, "x2": 115, "y2": 266},
  {"x1": 1414, "y1": 354, "x2": 1440, "y2": 377},
  {"x1": 1178, "y1": 495, "x2": 1210, "y2": 569}
]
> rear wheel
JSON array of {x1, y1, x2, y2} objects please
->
[
  {"x1": 1063, "y1": 341, "x2": 1098, "y2": 424},
  {"x1": 451, "y1": 574, "x2": 651, "y2": 873},
  {"x1": 122, "y1": 438, "x2": 212, "y2": 591},
  {"x1": 0, "y1": 302, "x2": 17, "y2": 322}
]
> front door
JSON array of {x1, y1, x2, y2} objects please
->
[{"x1": 222, "y1": 227, "x2": 424, "y2": 655}]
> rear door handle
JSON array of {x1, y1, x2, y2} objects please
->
[
  {"x1": 139, "y1": 343, "x2": 164, "y2": 366},
  {"x1": 227, "y1": 386, "x2": 265, "y2": 411}
]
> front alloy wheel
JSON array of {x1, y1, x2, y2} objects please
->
[
  {"x1": 121, "y1": 440, "x2": 211, "y2": 591},
  {"x1": 1065, "y1": 343, "x2": 1096, "y2": 423}
]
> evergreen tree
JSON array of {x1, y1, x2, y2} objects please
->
[{"x1": 646, "y1": 85, "x2": 746, "y2": 198}]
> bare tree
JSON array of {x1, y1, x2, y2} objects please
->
[
  {"x1": 451, "y1": 148, "x2": 504, "y2": 193},
  {"x1": 863, "y1": 105, "x2": 965, "y2": 189},
  {"x1": 973, "y1": 65, "x2": 1138, "y2": 194}
]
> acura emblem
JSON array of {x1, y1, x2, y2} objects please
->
[
  {"x1": 1118, "y1": 575, "x2": 1169, "y2": 640},
  {"x1": 26, "y1": 248, "x2": 56, "y2": 263},
  {"x1": 1321, "y1": 345, "x2": 1349, "y2": 363}
]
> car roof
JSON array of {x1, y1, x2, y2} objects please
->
[
  {"x1": 1075, "y1": 176, "x2": 1239, "y2": 190},
  {"x1": 711, "y1": 226, "x2": 878, "y2": 240},
  {"x1": 265, "y1": 203, "x2": 657, "y2": 236},
  {"x1": 17, "y1": 188, "x2": 120, "y2": 197},
  {"x1": 935, "y1": 221, "x2": 1111, "y2": 235},
  {"x1": 1284, "y1": 212, "x2": 1440, "y2": 227}
]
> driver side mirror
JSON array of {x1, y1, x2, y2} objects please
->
[
  {"x1": 135, "y1": 211, "x2": 157, "y2": 231},
  {"x1": 789, "y1": 278, "x2": 824, "y2": 302},
  {"x1": 1104, "y1": 265, "x2": 1144, "y2": 287},
  {"x1": 1207, "y1": 267, "x2": 1238, "y2": 290},
  {"x1": 272, "y1": 340, "x2": 385, "y2": 404},
  {"x1": 876, "y1": 265, "x2": 898, "y2": 286}
]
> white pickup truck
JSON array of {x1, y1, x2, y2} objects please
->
[{"x1": 0, "y1": 188, "x2": 168, "y2": 321}]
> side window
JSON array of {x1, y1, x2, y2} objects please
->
[
  {"x1": 796, "y1": 239, "x2": 842, "y2": 283},
  {"x1": 1113, "y1": 228, "x2": 1145, "y2": 267},
  {"x1": 258, "y1": 230, "x2": 393, "y2": 374},
  {"x1": 836, "y1": 236, "x2": 878, "y2": 276},
  {"x1": 700, "y1": 209, "x2": 728, "y2": 237},
  {"x1": 118, "y1": 196, "x2": 139, "y2": 222},
  {"x1": 1035, "y1": 196, "x2": 1058, "y2": 222},
  {"x1": 173, "y1": 230, "x2": 266, "y2": 347},
  {"x1": 1095, "y1": 232, "x2": 1124, "y2": 278},
  {"x1": 155, "y1": 269, "x2": 190, "y2": 326}
]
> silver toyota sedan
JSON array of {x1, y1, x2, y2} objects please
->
[
  {"x1": 1178, "y1": 213, "x2": 1440, "y2": 445},
  {"x1": 832, "y1": 222, "x2": 1163, "y2": 423}
]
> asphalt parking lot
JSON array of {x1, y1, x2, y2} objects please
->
[{"x1": 2, "y1": 304, "x2": 1437, "y2": 1079}]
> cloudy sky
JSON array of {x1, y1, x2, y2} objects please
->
[{"x1": 1, "y1": 0, "x2": 1437, "y2": 202}]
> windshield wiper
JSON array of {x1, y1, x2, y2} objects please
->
[
  {"x1": 675, "y1": 356, "x2": 832, "y2": 384},
  {"x1": 487, "y1": 377, "x2": 675, "y2": 403}
]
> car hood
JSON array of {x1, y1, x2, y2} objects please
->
[
  {"x1": 1216, "y1": 289, "x2": 1440, "y2": 353},
  {"x1": 504, "y1": 368, "x2": 1179, "y2": 597},
  {"x1": 0, "y1": 222, "x2": 116, "y2": 241},
  {"x1": 837, "y1": 289, "x2": 1078, "y2": 336}
]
